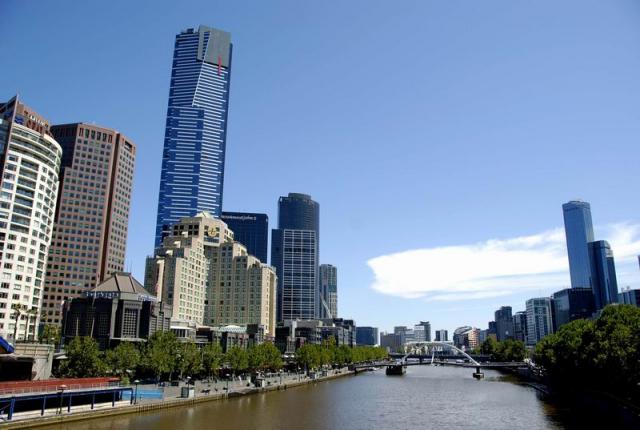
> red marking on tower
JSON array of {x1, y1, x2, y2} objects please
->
[{"x1": 217, "y1": 55, "x2": 222, "y2": 76}]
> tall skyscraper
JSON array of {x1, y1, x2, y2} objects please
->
[
  {"x1": 494, "y1": 306, "x2": 514, "y2": 341},
  {"x1": 42, "y1": 123, "x2": 136, "y2": 326},
  {"x1": 562, "y1": 200, "x2": 595, "y2": 288},
  {"x1": 512, "y1": 311, "x2": 528, "y2": 343},
  {"x1": 319, "y1": 264, "x2": 337, "y2": 318},
  {"x1": 0, "y1": 97, "x2": 62, "y2": 341},
  {"x1": 588, "y1": 240, "x2": 619, "y2": 311},
  {"x1": 525, "y1": 297, "x2": 553, "y2": 346},
  {"x1": 220, "y1": 212, "x2": 268, "y2": 263},
  {"x1": 271, "y1": 193, "x2": 320, "y2": 322},
  {"x1": 415, "y1": 321, "x2": 431, "y2": 342},
  {"x1": 155, "y1": 26, "x2": 233, "y2": 247}
]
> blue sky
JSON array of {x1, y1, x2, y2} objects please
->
[{"x1": 2, "y1": 0, "x2": 640, "y2": 335}]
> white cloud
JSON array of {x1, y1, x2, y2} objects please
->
[{"x1": 367, "y1": 223, "x2": 640, "y2": 301}]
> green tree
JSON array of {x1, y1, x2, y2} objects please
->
[
  {"x1": 296, "y1": 344, "x2": 320, "y2": 371},
  {"x1": 176, "y1": 341, "x2": 201, "y2": 379},
  {"x1": 480, "y1": 338, "x2": 498, "y2": 356},
  {"x1": 248, "y1": 342, "x2": 283, "y2": 371},
  {"x1": 105, "y1": 342, "x2": 141, "y2": 378},
  {"x1": 40, "y1": 324, "x2": 61, "y2": 346},
  {"x1": 225, "y1": 346, "x2": 249, "y2": 374},
  {"x1": 202, "y1": 343, "x2": 224, "y2": 378},
  {"x1": 60, "y1": 337, "x2": 104, "y2": 377},
  {"x1": 144, "y1": 331, "x2": 179, "y2": 380}
]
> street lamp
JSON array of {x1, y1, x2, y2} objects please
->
[
  {"x1": 58, "y1": 385, "x2": 67, "y2": 415},
  {"x1": 133, "y1": 380, "x2": 140, "y2": 405}
]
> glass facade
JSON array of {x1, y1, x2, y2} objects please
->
[
  {"x1": 512, "y1": 311, "x2": 527, "y2": 343},
  {"x1": 356, "y1": 326, "x2": 379, "y2": 346},
  {"x1": 155, "y1": 26, "x2": 233, "y2": 247},
  {"x1": 525, "y1": 298, "x2": 553, "y2": 345},
  {"x1": 494, "y1": 306, "x2": 514, "y2": 341},
  {"x1": 588, "y1": 240, "x2": 619, "y2": 310},
  {"x1": 271, "y1": 229, "x2": 318, "y2": 321},
  {"x1": 562, "y1": 200, "x2": 594, "y2": 288},
  {"x1": 271, "y1": 193, "x2": 320, "y2": 322},
  {"x1": 551, "y1": 287, "x2": 595, "y2": 330},
  {"x1": 220, "y1": 212, "x2": 268, "y2": 263},
  {"x1": 319, "y1": 264, "x2": 337, "y2": 318}
]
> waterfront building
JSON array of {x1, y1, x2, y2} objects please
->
[
  {"x1": 146, "y1": 212, "x2": 276, "y2": 334},
  {"x1": 453, "y1": 326, "x2": 479, "y2": 351},
  {"x1": 414, "y1": 321, "x2": 431, "y2": 342},
  {"x1": 551, "y1": 287, "x2": 595, "y2": 330},
  {"x1": 525, "y1": 297, "x2": 554, "y2": 345},
  {"x1": 588, "y1": 240, "x2": 619, "y2": 311},
  {"x1": 318, "y1": 264, "x2": 337, "y2": 318},
  {"x1": 42, "y1": 123, "x2": 136, "y2": 326},
  {"x1": 205, "y1": 240, "x2": 277, "y2": 335},
  {"x1": 562, "y1": 200, "x2": 595, "y2": 289},
  {"x1": 154, "y1": 26, "x2": 233, "y2": 247},
  {"x1": 220, "y1": 212, "x2": 268, "y2": 263},
  {"x1": 393, "y1": 326, "x2": 410, "y2": 345},
  {"x1": 494, "y1": 306, "x2": 514, "y2": 341},
  {"x1": 356, "y1": 326, "x2": 378, "y2": 346},
  {"x1": 435, "y1": 329, "x2": 448, "y2": 342},
  {"x1": 619, "y1": 288, "x2": 640, "y2": 307},
  {"x1": 512, "y1": 311, "x2": 528, "y2": 343},
  {"x1": 0, "y1": 97, "x2": 62, "y2": 341},
  {"x1": 380, "y1": 332, "x2": 402, "y2": 352},
  {"x1": 61, "y1": 273, "x2": 171, "y2": 349},
  {"x1": 271, "y1": 193, "x2": 320, "y2": 321}
]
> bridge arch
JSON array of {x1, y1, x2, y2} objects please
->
[{"x1": 401, "y1": 341, "x2": 479, "y2": 366}]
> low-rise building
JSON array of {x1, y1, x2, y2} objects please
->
[
  {"x1": 356, "y1": 326, "x2": 379, "y2": 346},
  {"x1": 61, "y1": 273, "x2": 171, "y2": 349}
]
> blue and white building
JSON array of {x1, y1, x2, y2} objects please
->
[
  {"x1": 562, "y1": 200, "x2": 595, "y2": 289},
  {"x1": 155, "y1": 26, "x2": 233, "y2": 247}
]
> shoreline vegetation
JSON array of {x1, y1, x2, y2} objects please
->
[{"x1": 58, "y1": 333, "x2": 387, "y2": 384}]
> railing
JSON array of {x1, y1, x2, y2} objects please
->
[{"x1": 0, "y1": 378, "x2": 120, "y2": 396}]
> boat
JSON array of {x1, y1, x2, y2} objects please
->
[{"x1": 385, "y1": 363, "x2": 407, "y2": 376}]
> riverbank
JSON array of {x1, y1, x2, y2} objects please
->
[{"x1": 0, "y1": 369, "x2": 356, "y2": 429}]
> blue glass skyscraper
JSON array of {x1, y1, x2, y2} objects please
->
[
  {"x1": 562, "y1": 200, "x2": 595, "y2": 288},
  {"x1": 155, "y1": 26, "x2": 232, "y2": 247},
  {"x1": 588, "y1": 240, "x2": 619, "y2": 310}
]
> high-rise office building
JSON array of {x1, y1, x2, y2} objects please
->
[
  {"x1": 42, "y1": 123, "x2": 136, "y2": 326},
  {"x1": 271, "y1": 193, "x2": 320, "y2": 322},
  {"x1": 619, "y1": 288, "x2": 640, "y2": 307},
  {"x1": 415, "y1": 321, "x2": 431, "y2": 342},
  {"x1": 525, "y1": 297, "x2": 553, "y2": 346},
  {"x1": 154, "y1": 26, "x2": 233, "y2": 247},
  {"x1": 494, "y1": 306, "x2": 514, "y2": 341},
  {"x1": 220, "y1": 212, "x2": 268, "y2": 263},
  {"x1": 512, "y1": 311, "x2": 528, "y2": 343},
  {"x1": 551, "y1": 287, "x2": 595, "y2": 330},
  {"x1": 588, "y1": 240, "x2": 619, "y2": 311},
  {"x1": 355, "y1": 326, "x2": 378, "y2": 346},
  {"x1": 453, "y1": 326, "x2": 479, "y2": 350},
  {"x1": 380, "y1": 332, "x2": 402, "y2": 352},
  {"x1": 435, "y1": 329, "x2": 448, "y2": 342},
  {"x1": 272, "y1": 229, "x2": 317, "y2": 321},
  {"x1": 0, "y1": 97, "x2": 62, "y2": 341},
  {"x1": 319, "y1": 264, "x2": 337, "y2": 318},
  {"x1": 562, "y1": 200, "x2": 595, "y2": 288}
]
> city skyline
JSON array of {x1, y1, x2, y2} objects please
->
[{"x1": 3, "y1": 0, "x2": 640, "y2": 335}]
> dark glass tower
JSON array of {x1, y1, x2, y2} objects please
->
[
  {"x1": 154, "y1": 26, "x2": 233, "y2": 247},
  {"x1": 494, "y1": 306, "x2": 514, "y2": 341},
  {"x1": 220, "y1": 212, "x2": 268, "y2": 263},
  {"x1": 588, "y1": 240, "x2": 619, "y2": 310},
  {"x1": 562, "y1": 200, "x2": 595, "y2": 288},
  {"x1": 271, "y1": 193, "x2": 320, "y2": 322}
]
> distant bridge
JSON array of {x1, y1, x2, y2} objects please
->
[{"x1": 354, "y1": 342, "x2": 529, "y2": 378}]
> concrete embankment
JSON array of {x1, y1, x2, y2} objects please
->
[{"x1": 0, "y1": 371, "x2": 355, "y2": 429}]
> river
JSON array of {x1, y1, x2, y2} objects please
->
[{"x1": 45, "y1": 366, "x2": 593, "y2": 430}]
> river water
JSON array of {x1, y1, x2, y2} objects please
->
[{"x1": 48, "y1": 366, "x2": 583, "y2": 430}]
